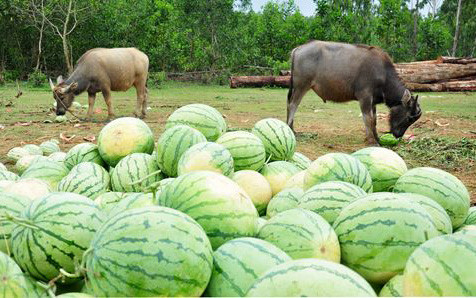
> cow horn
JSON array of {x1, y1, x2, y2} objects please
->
[
  {"x1": 402, "y1": 89, "x2": 411, "y2": 106},
  {"x1": 49, "y1": 78, "x2": 55, "y2": 91},
  {"x1": 57, "y1": 75, "x2": 64, "y2": 84}
]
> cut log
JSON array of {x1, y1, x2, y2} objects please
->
[
  {"x1": 405, "y1": 80, "x2": 476, "y2": 92},
  {"x1": 230, "y1": 76, "x2": 291, "y2": 88},
  {"x1": 394, "y1": 63, "x2": 476, "y2": 84},
  {"x1": 437, "y1": 56, "x2": 476, "y2": 64}
]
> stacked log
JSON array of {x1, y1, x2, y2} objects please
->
[{"x1": 230, "y1": 56, "x2": 476, "y2": 91}]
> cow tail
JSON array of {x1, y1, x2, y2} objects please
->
[{"x1": 287, "y1": 48, "x2": 296, "y2": 104}]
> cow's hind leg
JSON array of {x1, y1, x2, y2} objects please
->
[
  {"x1": 287, "y1": 84, "x2": 310, "y2": 131},
  {"x1": 357, "y1": 92, "x2": 379, "y2": 145},
  {"x1": 134, "y1": 81, "x2": 147, "y2": 119},
  {"x1": 86, "y1": 92, "x2": 96, "y2": 121},
  {"x1": 102, "y1": 89, "x2": 115, "y2": 120}
]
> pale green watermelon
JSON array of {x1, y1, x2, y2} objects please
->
[
  {"x1": 106, "y1": 193, "x2": 154, "y2": 218},
  {"x1": 4, "y1": 178, "x2": 51, "y2": 200},
  {"x1": 0, "y1": 170, "x2": 20, "y2": 181},
  {"x1": 39, "y1": 141, "x2": 60, "y2": 156},
  {"x1": 48, "y1": 151, "x2": 67, "y2": 163},
  {"x1": 232, "y1": 170, "x2": 272, "y2": 215},
  {"x1": 98, "y1": 117, "x2": 155, "y2": 167},
  {"x1": 284, "y1": 170, "x2": 306, "y2": 189},
  {"x1": 0, "y1": 192, "x2": 31, "y2": 254},
  {"x1": 94, "y1": 192, "x2": 128, "y2": 212},
  {"x1": 0, "y1": 162, "x2": 7, "y2": 171},
  {"x1": 7, "y1": 147, "x2": 30, "y2": 163},
  {"x1": 290, "y1": 152, "x2": 312, "y2": 170},
  {"x1": 0, "y1": 251, "x2": 30, "y2": 297},
  {"x1": 58, "y1": 162, "x2": 110, "y2": 199},
  {"x1": 462, "y1": 206, "x2": 476, "y2": 226},
  {"x1": 260, "y1": 161, "x2": 300, "y2": 196},
  {"x1": 252, "y1": 118, "x2": 296, "y2": 161},
  {"x1": 216, "y1": 131, "x2": 266, "y2": 172},
  {"x1": 165, "y1": 103, "x2": 227, "y2": 141},
  {"x1": 177, "y1": 142, "x2": 234, "y2": 177},
  {"x1": 15, "y1": 155, "x2": 48, "y2": 175},
  {"x1": 21, "y1": 160, "x2": 69, "y2": 190},
  {"x1": 379, "y1": 274, "x2": 404, "y2": 297},
  {"x1": 110, "y1": 153, "x2": 163, "y2": 192},
  {"x1": 22, "y1": 144, "x2": 43, "y2": 156},
  {"x1": 64, "y1": 143, "x2": 105, "y2": 170},
  {"x1": 266, "y1": 187, "x2": 304, "y2": 218}
]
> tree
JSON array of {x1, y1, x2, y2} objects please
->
[{"x1": 451, "y1": 0, "x2": 462, "y2": 56}]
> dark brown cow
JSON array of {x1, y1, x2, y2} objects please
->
[
  {"x1": 286, "y1": 40, "x2": 421, "y2": 144},
  {"x1": 49, "y1": 47, "x2": 149, "y2": 119}
]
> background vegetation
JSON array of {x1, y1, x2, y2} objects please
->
[{"x1": 0, "y1": 0, "x2": 474, "y2": 83}]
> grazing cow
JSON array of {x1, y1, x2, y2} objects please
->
[
  {"x1": 286, "y1": 41, "x2": 421, "y2": 144},
  {"x1": 49, "y1": 47, "x2": 149, "y2": 119}
]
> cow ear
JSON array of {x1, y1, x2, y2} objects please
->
[
  {"x1": 57, "y1": 75, "x2": 64, "y2": 84},
  {"x1": 49, "y1": 78, "x2": 55, "y2": 91},
  {"x1": 70, "y1": 82, "x2": 78, "y2": 91}
]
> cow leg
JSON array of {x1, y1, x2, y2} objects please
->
[
  {"x1": 287, "y1": 86, "x2": 309, "y2": 131},
  {"x1": 134, "y1": 83, "x2": 146, "y2": 119},
  {"x1": 141, "y1": 87, "x2": 148, "y2": 117},
  {"x1": 102, "y1": 89, "x2": 115, "y2": 120},
  {"x1": 86, "y1": 92, "x2": 96, "y2": 120},
  {"x1": 357, "y1": 95, "x2": 379, "y2": 145}
]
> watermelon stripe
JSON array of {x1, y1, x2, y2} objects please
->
[
  {"x1": 212, "y1": 261, "x2": 247, "y2": 296},
  {"x1": 25, "y1": 230, "x2": 49, "y2": 281},
  {"x1": 216, "y1": 249, "x2": 259, "y2": 278},
  {"x1": 340, "y1": 239, "x2": 423, "y2": 247},
  {"x1": 262, "y1": 222, "x2": 315, "y2": 241},
  {"x1": 407, "y1": 257, "x2": 443, "y2": 295},
  {"x1": 229, "y1": 239, "x2": 290, "y2": 263}
]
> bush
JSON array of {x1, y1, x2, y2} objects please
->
[
  {"x1": 28, "y1": 71, "x2": 47, "y2": 87},
  {"x1": 148, "y1": 71, "x2": 167, "y2": 88}
]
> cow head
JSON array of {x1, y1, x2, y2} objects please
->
[
  {"x1": 389, "y1": 89, "x2": 422, "y2": 138},
  {"x1": 49, "y1": 76, "x2": 78, "y2": 115}
]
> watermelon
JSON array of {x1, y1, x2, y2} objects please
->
[
  {"x1": 298, "y1": 181, "x2": 367, "y2": 225},
  {"x1": 260, "y1": 161, "x2": 300, "y2": 196},
  {"x1": 94, "y1": 192, "x2": 128, "y2": 212},
  {"x1": 158, "y1": 171, "x2": 258, "y2": 249},
  {"x1": 7, "y1": 147, "x2": 30, "y2": 163},
  {"x1": 11, "y1": 192, "x2": 104, "y2": 284},
  {"x1": 156, "y1": 125, "x2": 207, "y2": 177},
  {"x1": 403, "y1": 233, "x2": 476, "y2": 296},
  {"x1": 0, "y1": 170, "x2": 20, "y2": 181},
  {"x1": 22, "y1": 144, "x2": 43, "y2": 156},
  {"x1": 333, "y1": 192, "x2": 439, "y2": 284},
  {"x1": 397, "y1": 193, "x2": 452, "y2": 235},
  {"x1": 457, "y1": 224, "x2": 476, "y2": 235},
  {"x1": 206, "y1": 237, "x2": 291, "y2": 297},
  {"x1": 284, "y1": 170, "x2": 306, "y2": 189},
  {"x1": 15, "y1": 155, "x2": 48, "y2": 175},
  {"x1": 56, "y1": 293, "x2": 93, "y2": 298},
  {"x1": 393, "y1": 167, "x2": 470, "y2": 229},
  {"x1": 39, "y1": 141, "x2": 60, "y2": 156},
  {"x1": 4, "y1": 178, "x2": 51, "y2": 200},
  {"x1": 462, "y1": 206, "x2": 476, "y2": 226},
  {"x1": 58, "y1": 162, "x2": 110, "y2": 199},
  {"x1": 165, "y1": 103, "x2": 227, "y2": 141},
  {"x1": 106, "y1": 193, "x2": 154, "y2": 218},
  {"x1": 255, "y1": 217, "x2": 267, "y2": 234},
  {"x1": 352, "y1": 147, "x2": 407, "y2": 192},
  {"x1": 266, "y1": 187, "x2": 304, "y2": 218},
  {"x1": 252, "y1": 118, "x2": 296, "y2": 161},
  {"x1": 48, "y1": 151, "x2": 67, "y2": 163},
  {"x1": 177, "y1": 142, "x2": 234, "y2": 177},
  {"x1": 290, "y1": 152, "x2": 312, "y2": 170},
  {"x1": 0, "y1": 192, "x2": 31, "y2": 254},
  {"x1": 246, "y1": 259, "x2": 376, "y2": 297},
  {"x1": 97, "y1": 117, "x2": 155, "y2": 167},
  {"x1": 0, "y1": 251, "x2": 28, "y2": 297},
  {"x1": 379, "y1": 133, "x2": 400, "y2": 146},
  {"x1": 258, "y1": 208, "x2": 340, "y2": 261},
  {"x1": 216, "y1": 131, "x2": 266, "y2": 172},
  {"x1": 0, "y1": 162, "x2": 7, "y2": 171},
  {"x1": 304, "y1": 152, "x2": 373, "y2": 192},
  {"x1": 21, "y1": 160, "x2": 69, "y2": 190},
  {"x1": 55, "y1": 115, "x2": 68, "y2": 123},
  {"x1": 154, "y1": 177, "x2": 175, "y2": 198},
  {"x1": 85, "y1": 206, "x2": 213, "y2": 296},
  {"x1": 232, "y1": 170, "x2": 272, "y2": 215},
  {"x1": 379, "y1": 274, "x2": 404, "y2": 297},
  {"x1": 64, "y1": 143, "x2": 106, "y2": 170},
  {"x1": 111, "y1": 153, "x2": 162, "y2": 192}
]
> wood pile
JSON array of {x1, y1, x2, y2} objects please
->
[{"x1": 229, "y1": 56, "x2": 476, "y2": 92}]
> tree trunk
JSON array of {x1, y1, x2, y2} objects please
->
[
  {"x1": 63, "y1": 0, "x2": 73, "y2": 74},
  {"x1": 452, "y1": 0, "x2": 463, "y2": 56},
  {"x1": 412, "y1": 0, "x2": 419, "y2": 58},
  {"x1": 35, "y1": 17, "x2": 45, "y2": 71},
  {"x1": 230, "y1": 76, "x2": 291, "y2": 88}
]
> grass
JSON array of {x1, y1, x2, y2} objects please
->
[{"x1": 0, "y1": 81, "x2": 475, "y2": 202}]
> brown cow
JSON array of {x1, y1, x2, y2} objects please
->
[
  {"x1": 286, "y1": 41, "x2": 421, "y2": 144},
  {"x1": 49, "y1": 47, "x2": 149, "y2": 119}
]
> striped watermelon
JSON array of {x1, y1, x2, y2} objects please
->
[
  {"x1": 85, "y1": 206, "x2": 213, "y2": 296},
  {"x1": 457, "y1": 224, "x2": 476, "y2": 235},
  {"x1": 216, "y1": 131, "x2": 266, "y2": 171},
  {"x1": 98, "y1": 117, "x2": 155, "y2": 167},
  {"x1": 0, "y1": 192, "x2": 31, "y2": 254},
  {"x1": 266, "y1": 187, "x2": 304, "y2": 218},
  {"x1": 256, "y1": 217, "x2": 267, "y2": 234},
  {"x1": 284, "y1": 170, "x2": 306, "y2": 189},
  {"x1": 290, "y1": 152, "x2": 312, "y2": 170},
  {"x1": 64, "y1": 143, "x2": 106, "y2": 170},
  {"x1": 156, "y1": 125, "x2": 207, "y2": 177},
  {"x1": 352, "y1": 147, "x2": 407, "y2": 192},
  {"x1": 48, "y1": 151, "x2": 67, "y2": 163},
  {"x1": 15, "y1": 155, "x2": 48, "y2": 175},
  {"x1": 4, "y1": 178, "x2": 51, "y2": 200},
  {"x1": 232, "y1": 170, "x2": 272, "y2": 215},
  {"x1": 246, "y1": 259, "x2": 376, "y2": 297},
  {"x1": 94, "y1": 192, "x2": 128, "y2": 212},
  {"x1": 58, "y1": 162, "x2": 110, "y2": 199},
  {"x1": 252, "y1": 118, "x2": 296, "y2": 161},
  {"x1": 158, "y1": 171, "x2": 259, "y2": 249},
  {"x1": 298, "y1": 181, "x2": 367, "y2": 225},
  {"x1": 111, "y1": 153, "x2": 163, "y2": 192},
  {"x1": 258, "y1": 208, "x2": 340, "y2": 262},
  {"x1": 260, "y1": 161, "x2": 301, "y2": 196},
  {"x1": 403, "y1": 233, "x2": 476, "y2": 296},
  {"x1": 56, "y1": 293, "x2": 93, "y2": 298},
  {"x1": 0, "y1": 251, "x2": 28, "y2": 297},
  {"x1": 39, "y1": 141, "x2": 60, "y2": 156},
  {"x1": 21, "y1": 160, "x2": 69, "y2": 190},
  {"x1": 154, "y1": 177, "x2": 175, "y2": 198},
  {"x1": 304, "y1": 153, "x2": 373, "y2": 192},
  {"x1": 11, "y1": 192, "x2": 104, "y2": 284},
  {"x1": 0, "y1": 162, "x2": 7, "y2": 171},
  {"x1": 165, "y1": 103, "x2": 227, "y2": 141},
  {"x1": 393, "y1": 167, "x2": 470, "y2": 229},
  {"x1": 7, "y1": 147, "x2": 30, "y2": 162},
  {"x1": 22, "y1": 144, "x2": 43, "y2": 156},
  {"x1": 379, "y1": 274, "x2": 404, "y2": 297},
  {"x1": 397, "y1": 193, "x2": 452, "y2": 235},
  {"x1": 0, "y1": 170, "x2": 20, "y2": 181},
  {"x1": 106, "y1": 192, "x2": 154, "y2": 219},
  {"x1": 206, "y1": 237, "x2": 291, "y2": 297},
  {"x1": 462, "y1": 206, "x2": 476, "y2": 226},
  {"x1": 177, "y1": 142, "x2": 234, "y2": 177},
  {"x1": 333, "y1": 192, "x2": 439, "y2": 284}
]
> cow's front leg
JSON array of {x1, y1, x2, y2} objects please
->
[
  {"x1": 358, "y1": 98, "x2": 379, "y2": 145},
  {"x1": 102, "y1": 89, "x2": 115, "y2": 120},
  {"x1": 86, "y1": 92, "x2": 96, "y2": 121}
]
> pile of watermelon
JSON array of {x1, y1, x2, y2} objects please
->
[{"x1": 0, "y1": 102, "x2": 475, "y2": 297}]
